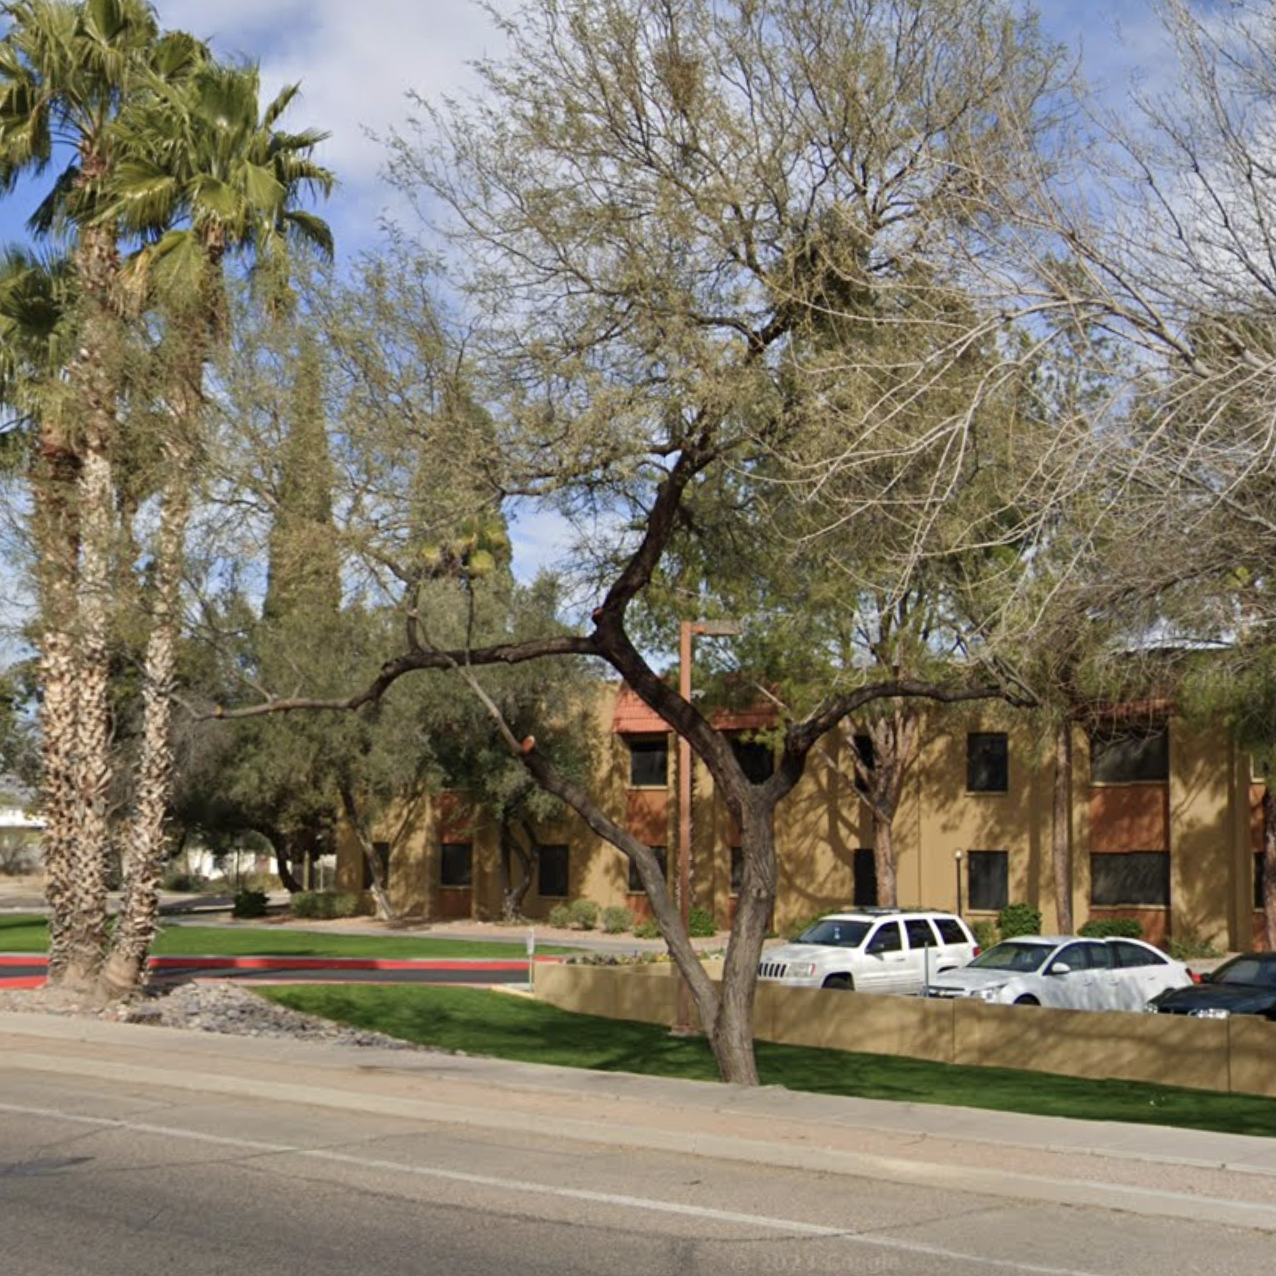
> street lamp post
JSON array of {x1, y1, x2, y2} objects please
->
[
  {"x1": 954, "y1": 849, "x2": 964, "y2": 919},
  {"x1": 674, "y1": 618, "x2": 741, "y2": 1035}
]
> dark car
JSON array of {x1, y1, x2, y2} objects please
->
[{"x1": 1144, "y1": 952, "x2": 1276, "y2": 1019}]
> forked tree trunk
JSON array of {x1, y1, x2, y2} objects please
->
[
  {"x1": 1052, "y1": 718, "x2": 1075, "y2": 935},
  {"x1": 498, "y1": 819, "x2": 534, "y2": 921}
]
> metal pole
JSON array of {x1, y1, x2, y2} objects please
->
[
  {"x1": 954, "y1": 849, "x2": 964, "y2": 919},
  {"x1": 674, "y1": 620, "x2": 695, "y2": 1035}
]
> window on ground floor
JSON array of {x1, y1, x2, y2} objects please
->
[
  {"x1": 362, "y1": 840, "x2": 392, "y2": 890},
  {"x1": 967, "y1": 849, "x2": 1008, "y2": 912},
  {"x1": 1090, "y1": 851, "x2": 1169, "y2": 907},
  {"x1": 628, "y1": 845, "x2": 667, "y2": 893},
  {"x1": 538, "y1": 844, "x2": 569, "y2": 898},
  {"x1": 730, "y1": 846, "x2": 742, "y2": 896},
  {"x1": 852, "y1": 847, "x2": 877, "y2": 907},
  {"x1": 439, "y1": 842, "x2": 472, "y2": 888}
]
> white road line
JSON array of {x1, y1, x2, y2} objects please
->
[{"x1": 0, "y1": 1099, "x2": 1145, "y2": 1276}]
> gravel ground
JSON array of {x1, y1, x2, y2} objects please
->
[{"x1": 0, "y1": 979, "x2": 424, "y2": 1049}]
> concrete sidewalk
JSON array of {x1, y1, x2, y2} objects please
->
[{"x1": 4, "y1": 1009, "x2": 1276, "y2": 1233}]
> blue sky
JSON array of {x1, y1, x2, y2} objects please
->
[
  {"x1": 0, "y1": 0, "x2": 1180, "y2": 622},
  {"x1": 0, "y1": 1, "x2": 1177, "y2": 259}
]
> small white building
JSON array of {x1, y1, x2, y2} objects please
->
[{"x1": 0, "y1": 779, "x2": 44, "y2": 874}]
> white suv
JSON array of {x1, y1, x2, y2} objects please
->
[{"x1": 758, "y1": 908, "x2": 978, "y2": 994}]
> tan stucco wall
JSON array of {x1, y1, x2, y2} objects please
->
[
  {"x1": 534, "y1": 964, "x2": 1275, "y2": 1096},
  {"x1": 334, "y1": 682, "x2": 1260, "y2": 947}
]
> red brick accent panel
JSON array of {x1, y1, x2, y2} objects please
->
[
  {"x1": 626, "y1": 789, "x2": 668, "y2": 845},
  {"x1": 1088, "y1": 784, "x2": 1168, "y2": 853}
]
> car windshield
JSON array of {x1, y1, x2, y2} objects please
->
[
  {"x1": 795, "y1": 919, "x2": 871, "y2": 948},
  {"x1": 967, "y1": 941, "x2": 1052, "y2": 974},
  {"x1": 1213, "y1": 957, "x2": 1276, "y2": 988}
]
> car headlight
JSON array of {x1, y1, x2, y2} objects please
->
[
  {"x1": 787, "y1": 962, "x2": 819, "y2": 979},
  {"x1": 1142, "y1": 1003, "x2": 1160, "y2": 1014},
  {"x1": 973, "y1": 985, "x2": 1006, "y2": 1002},
  {"x1": 1190, "y1": 1007, "x2": 1231, "y2": 1020}
]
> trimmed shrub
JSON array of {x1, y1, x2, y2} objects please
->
[
  {"x1": 601, "y1": 905, "x2": 634, "y2": 934},
  {"x1": 290, "y1": 890, "x2": 365, "y2": 920},
  {"x1": 568, "y1": 898, "x2": 600, "y2": 931},
  {"x1": 1079, "y1": 917, "x2": 1143, "y2": 939},
  {"x1": 688, "y1": 905, "x2": 718, "y2": 937},
  {"x1": 996, "y1": 901, "x2": 1042, "y2": 939},
  {"x1": 972, "y1": 919, "x2": 999, "y2": 950},
  {"x1": 633, "y1": 917, "x2": 661, "y2": 939},
  {"x1": 547, "y1": 903, "x2": 573, "y2": 929},
  {"x1": 1168, "y1": 930, "x2": 1224, "y2": 961},
  {"x1": 232, "y1": 889, "x2": 269, "y2": 919}
]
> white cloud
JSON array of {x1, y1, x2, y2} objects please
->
[{"x1": 153, "y1": 0, "x2": 511, "y2": 255}]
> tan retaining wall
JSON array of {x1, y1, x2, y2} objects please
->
[{"x1": 533, "y1": 963, "x2": 1276, "y2": 1097}]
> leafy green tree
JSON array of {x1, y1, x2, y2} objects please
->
[{"x1": 268, "y1": 0, "x2": 1075, "y2": 1086}]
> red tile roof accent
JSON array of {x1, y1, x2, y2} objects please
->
[{"x1": 610, "y1": 685, "x2": 778, "y2": 734}]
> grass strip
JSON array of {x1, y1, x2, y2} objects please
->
[
  {"x1": 0, "y1": 914, "x2": 578, "y2": 959},
  {"x1": 261, "y1": 982, "x2": 1276, "y2": 1139}
]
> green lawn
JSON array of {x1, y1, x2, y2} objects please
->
[
  {"x1": 261, "y1": 982, "x2": 1276, "y2": 1139},
  {"x1": 0, "y1": 914, "x2": 578, "y2": 959}
]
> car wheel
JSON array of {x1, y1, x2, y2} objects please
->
[
  {"x1": 822, "y1": 974, "x2": 854, "y2": 991},
  {"x1": 1013, "y1": 995, "x2": 1040, "y2": 1006}
]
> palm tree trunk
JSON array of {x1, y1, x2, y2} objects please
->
[
  {"x1": 30, "y1": 440, "x2": 83, "y2": 980},
  {"x1": 100, "y1": 460, "x2": 190, "y2": 997},
  {"x1": 58, "y1": 442, "x2": 115, "y2": 992}
]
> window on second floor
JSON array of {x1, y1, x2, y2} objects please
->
[
  {"x1": 731, "y1": 738, "x2": 774, "y2": 783},
  {"x1": 967, "y1": 732, "x2": 1009, "y2": 793},
  {"x1": 628, "y1": 736, "x2": 669, "y2": 787},
  {"x1": 1090, "y1": 726, "x2": 1169, "y2": 784}
]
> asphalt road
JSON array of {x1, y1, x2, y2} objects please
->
[{"x1": 4, "y1": 1021, "x2": 1276, "y2": 1276}]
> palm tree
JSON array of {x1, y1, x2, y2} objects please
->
[
  {"x1": 0, "y1": 0, "x2": 205, "y2": 989},
  {"x1": 0, "y1": 245, "x2": 80, "y2": 970},
  {"x1": 96, "y1": 59, "x2": 334, "y2": 995}
]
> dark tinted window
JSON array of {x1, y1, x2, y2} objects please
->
[
  {"x1": 852, "y1": 847, "x2": 878, "y2": 907},
  {"x1": 439, "y1": 842, "x2": 471, "y2": 888},
  {"x1": 1256, "y1": 851, "x2": 1267, "y2": 910},
  {"x1": 935, "y1": 917, "x2": 970, "y2": 945},
  {"x1": 628, "y1": 737, "x2": 669, "y2": 787},
  {"x1": 1091, "y1": 852, "x2": 1169, "y2": 906},
  {"x1": 1090, "y1": 727, "x2": 1168, "y2": 784},
  {"x1": 628, "y1": 846, "x2": 667, "y2": 893},
  {"x1": 538, "y1": 844, "x2": 569, "y2": 898},
  {"x1": 852, "y1": 733, "x2": 875, "y2": 793},
  {"x1": 905, "y1": 918, "x2": 939, "y2": 949},
  {"x1": 1111, "y1": 940, "x2": 1166, "y2": 968},
  {"x1": 967, "y1": 733, "x2": 1008, "y2": 793},
  {"x1": 968, "y1": 849, "x2": 1008, "y2": 911},
  {"x1": 867, "y1": 921, "x2": 903, "y2": 953},
  {"x1": 730, "y1": 846, "x2": 742, "y2": 895},
  {"x1": 1215, "y1": 956, "x2": 1276, "y2": 988},
  {"x1": 732, "y1": 739, "x2": 774, "y2": 783}
]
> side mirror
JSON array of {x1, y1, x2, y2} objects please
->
[{"x1": 1049, "y1": 961, "x2": 1072, "y2": 976}]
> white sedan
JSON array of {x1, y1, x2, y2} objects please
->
[{"x1": 925, "y1": 935, "x2": 1193, "y2": 1011}]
